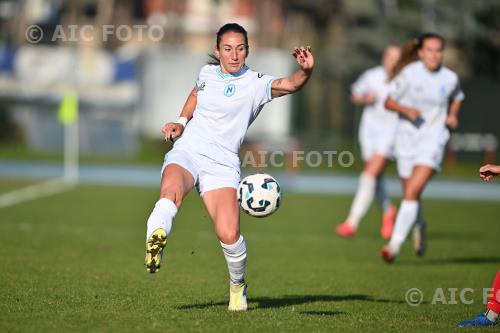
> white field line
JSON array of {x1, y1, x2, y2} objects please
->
[{"x1": 0, "y1": 177, "x2": 76, "y2": 208}]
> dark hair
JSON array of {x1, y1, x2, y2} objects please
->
[
  {"x1": 208, "y1": 23, "x2": 249, "y2": 65},
  {"x1": 389, "y1": 32, "x2": 445, "y2": 80},
  {"x1": 417, "y1": 32, "x2": 445, "y2": 49}
]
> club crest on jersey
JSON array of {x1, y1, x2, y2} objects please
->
[
  {"x1": 439, "y1": 85, "x2": 447, "y2": 97},
  {"x1": 224, "y1": 83, "x2": 236, "y2": 97}
]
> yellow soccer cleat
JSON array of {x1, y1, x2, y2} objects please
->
[
  {"x1": 145, "y1": 228, "x2": 167, "y2": 273},
  {"x1": 228, "y1": 282, "x2": 248, "y2": 311}
]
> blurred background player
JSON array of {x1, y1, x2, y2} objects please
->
[
  {"x1": 381, "y1": 32, "x2": 464, "y2": 263},
  {"x1": 144, "y1": 23, "x2": 314, "y2": 311},
  {"x1": 458, "y1": 164, "x2": 500, "y2": 327},
  {"x1": 336, "y1": 45, "x2": 401, "y2": 240}
]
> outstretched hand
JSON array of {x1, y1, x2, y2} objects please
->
[
  {"x1": 162, "y1": 122, "x2": 184, "y2": 142},
  {"x1": 479, "y1": 164, "x2": 500, "y2": 181},
  {"x1": 292, "y1": 46, "x2": 314, "y2": 72}
]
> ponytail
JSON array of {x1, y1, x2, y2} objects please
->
[
  {"x1": 207, "y1": 54, "x2": 220, "y2": 66},
  {"x1": 389, "y1": 39, "x2": 419, "y2": 80}
]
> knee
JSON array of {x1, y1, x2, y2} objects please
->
[
  {"x1": 404, "y1": 185, "x2": 421, "y2": 201},
  {"x1": 160, "y1": 180, "x2": 184, "y2": 208},
  {"x1": 364, "y1": 163, "x2": 384, "y2": 178},
  {"x1": 363, "y1": 169, "x2": 378, "y2": 178},
  {"x1": 218, "y1": 229, "x2": 240, "y2": 245}
]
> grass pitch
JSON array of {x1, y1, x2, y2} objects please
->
[{"x1": 0, "y1": 182, "x2": 499, "y2": 332}]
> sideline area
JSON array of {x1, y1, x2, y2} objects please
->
[{"x1": 1, "y1": 160, "x2": 499, "y2": 202}]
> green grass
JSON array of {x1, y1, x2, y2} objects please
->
[
  {"x1": 0, "y1": 183, "x2": 499, "y2": 332},
  {"x1": 0, "y1": 139, "x2": 171, "y2": 165}
]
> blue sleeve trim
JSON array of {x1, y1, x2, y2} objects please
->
[
  {"x1": 266, "y1": 78, "x2": 275, "y2": 101},
  {"x1": 454, "y1": 91, "x2": 465, "y2": 101}
]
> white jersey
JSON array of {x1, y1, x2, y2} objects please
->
[
  {"x1": 175, "y1": 64, "x2": 275, "y2": 168},
  {"x1": 351, "y1": 66, "x2": 399, "y2": 131},
  {"x1": 351, "y1": 66, "x2": 399, "y2": 160},
  {"x1": 389, "y1": 61, "x2": 465, "y2": 176},
  {"x1": 389, "y1": 60, "x2": 464, "y2": 141}
]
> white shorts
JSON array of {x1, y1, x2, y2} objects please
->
[
  {"x1": 161, "y1": 146, "x2": 240, "y2": 196},
  {"x1": 395, "y1": 128, "x2": 448, "y2": 179},
  {"x1": 359, "y1": 124, "x2": 397, "y2": 161}
]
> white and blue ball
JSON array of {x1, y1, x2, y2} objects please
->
[{"x1": 237, "y1": 173, "x2": 281, "y2": 217}]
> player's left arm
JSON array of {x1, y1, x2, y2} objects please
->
[
  {"x1": 446, "y1": 78, "x2": 464, "y2": 129},
  {"x1": 446, "y1": 99, "x2": 462, "y2": 130},
  {"x1": 271, "y1": 46, "x2": 314, "y2": 98}
]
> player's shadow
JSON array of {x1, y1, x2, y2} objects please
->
[
  {"x1": 177, "y1": 294, "x2": 408, "y2": 310},
  {"x1": 427, "y1": 231, "x2": 483, "y2": 240},
  {"x1": 299, "y1": 310, "x2": 345, "y2": 316}
]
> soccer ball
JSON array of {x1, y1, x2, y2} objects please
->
[{"x1": 237, "y1": 173, "x2": 281, "y2": 217}]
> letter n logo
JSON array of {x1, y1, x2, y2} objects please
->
[{"x1": 224, "y1": 83, "x2": 236, "y2": 97}]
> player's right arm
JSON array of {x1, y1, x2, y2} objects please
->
[
  {"x1": 384, "y1": 96, "x2": 421, "y2": 121},
  {"x1": 162, "y1": 88, "x2": 197, "y2": 142},
  {"x1": 351, "y1": 94, "x2": 376, "y2": 105},
  {"x1": 385, "y1": 65, "x2": 422, "y2": 121},
  {"x1": 479, "y1": 164, "x2": 500, "y2": 182},
  {"x1": 350, "y1": 70, "x2": 376, "y2": 105}
]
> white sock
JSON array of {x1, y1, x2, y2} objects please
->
[
  {"x1": 221, "y1": 235, "x2": 247, "y2": 285},
  {"x1": 375, "y1": 176, "x2": 391, "y2": 213},
  {"x1": 346, "y1": 172, "x2": 376, "y2": 227},
  {"x1": 146, "y1": 198, "x2": 177, "y2": 240},
  {"x1": 485, "y1": 309, "x2": 498, "y2": 322},
  {"x1": 388, "y1": 200, "x2": 419, "y2": 254}
]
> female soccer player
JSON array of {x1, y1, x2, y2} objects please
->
[
  {"x1": 381, "y1": 32, "x2": 464, "y2": 263},
  {"x1": 458, "y1": 271, "x2": 500, "y2": 327},
  {"x1": 144, "y1": 23, "x2": 314, "y2": 311},
  {"x1": 336, "y1": 45, "x2": 401, "y2": 240},
  {"x1": 458, "y1": 164, "x2": 500, "y2": 327}
]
